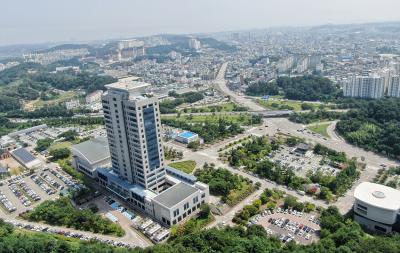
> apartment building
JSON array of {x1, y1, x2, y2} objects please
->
[{"x1": 343, "y1": 75, "x2": 386, "y2": 98}]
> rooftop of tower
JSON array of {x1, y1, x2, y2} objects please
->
[{"x1": 105, "y1": 76, "x2": 151, "y2": 93}]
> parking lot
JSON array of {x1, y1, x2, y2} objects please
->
[
  {"x1": 251, "y1": 208, "x2": 321, "y2": 245},
  {"x1": 0, "y1": 166, "x2": 79, "y2": 217},
  {"x1": 270, "y1": 145, "x2": 340, "y2": 178}
]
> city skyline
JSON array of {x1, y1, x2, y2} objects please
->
[{"x1": 2, "y1": 0, "x2": 400, "y2": 46}]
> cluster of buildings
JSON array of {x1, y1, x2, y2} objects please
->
[
  {"x1": 117, "y1": 39, "x2": 146, "y2": 61},
  {"x1": 71, "y1": 79, "x2": 209, "y2": 227},
  {"x1": 65, "y1": 90, "x2": 104, "y2": 111},
  {"x1": 0, "y1": 61, "x2": 20, "y2": 72},
  {"x1": 23, "y1": 48, "x2": 90, "y2": 65},
  {"x1": 276, "y1": 55, "x2": 321, "y2": 74}
]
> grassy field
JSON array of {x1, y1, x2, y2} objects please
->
[
  {"x1": 182, "y1": 102, "x2": 245, "y2": 113},
  {"x1": 308, "y1": 123, "x2": 331, "y2": 137},
  {"x1": 32, "y1": 91, "x2": 81, "y2": 109},
  {"x1": 162, "y1": 113, "x2": 255, "y2": 125},
  {"x1": 168, "y1": 160, "x2": 197, "y2": 174},
  {"x1": 49, "y1": 141, "x2": 73, "y2": 151}
]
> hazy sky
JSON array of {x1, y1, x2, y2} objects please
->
[{"x1": 1, "y1": 0, "x2": 400, "y2": 45}]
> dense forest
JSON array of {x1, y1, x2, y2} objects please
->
[
  {"x1": 0, "y1": 206, "x2": 399, "y2": 253},
  {"x1": 246, "y1": 75, "x2": 340, "y2": 101},
  {"x1": 336, "y1": 98, "x2": 400, "y2": 158}
]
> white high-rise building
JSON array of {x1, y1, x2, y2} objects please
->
[
  {"x1": 101, "y1": 78, "x2": 165, "y2": 192},
  {"x1": 388, "y1": 76, "x2": 400, "y2": 98},
  {"x1": 188, "y1": 38, "x2": 201, "y2": 50},
  {"x1": 343, "y1": 75, "x2": 386, "y2": 99}
]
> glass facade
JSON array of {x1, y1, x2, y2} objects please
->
[{"x1": 143, "y1": 106, "x2": 160, "y2": 170}]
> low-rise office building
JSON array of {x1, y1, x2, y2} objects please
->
[
  {"x1": 71, "y1": 137, "x2": 111, "y2": 178},
  {"x1": 96, "y1": 167, "x2": 209, "y2": 227},
  {"x1": 175, "y1": 131, "x2": 199, "y2": 144},
  {"x1": 353, "y1": 182, "x2": 400, "y2": 233},
  {"x1": 11, "y1": 148, "x2": 42, "y2": 169}
]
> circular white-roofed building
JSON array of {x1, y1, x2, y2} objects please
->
[{"x1": 353, "y1": 182, "x2": 400, "y2": 233}]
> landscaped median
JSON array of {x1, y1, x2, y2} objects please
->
[{"x1": 308, "y1": 122, "x2": 331, "y2": 138}]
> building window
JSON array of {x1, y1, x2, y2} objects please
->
[
  {"x1": 184, "y1": 202, "x2": 189, "y2": 210},
  {"x1": 193, "y1": 196, "x2": 199, "y2": 204},
  {"x1": 173, "y1": 209, "x2": 179, "y2": 217},
  {"x1": 357, "y1": 204, "x2": 368, "y2": 210},
  {"x1": 374, "y1": 225, "x2": 387, "y2": 233}
]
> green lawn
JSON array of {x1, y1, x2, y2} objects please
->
[
  {"x1": 308, "y1": 123, "x2": 331, "y2": 137},
  {"x1": 181, "y1": 102, "x2": 245, "y2": 113},
  {"x1": 257, "y1": 99, "x2": 305, "y2": 111},
  {"x1": 49, "y1": 141, "x2": 72, "y2": 151},
  {"x1": 168, "y1": 160, "x2": 197, "y2": 174},
  {"x1": 33, "y1": 91, "x2": 80, "y2": 108}
]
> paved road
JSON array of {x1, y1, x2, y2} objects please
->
[
  {"x1": 0, "y1": 214, "x2": 151, "y2": 248},
  {"x1": 214, "y1": 62, "x2": 265, "y2": 112},
  {"x1": 208, "y1": 62, "x2": 399, "y2": 214}
]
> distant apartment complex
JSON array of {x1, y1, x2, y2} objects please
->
[
  {"x1": 387, "y1": 76, "x2": 400, "y2": 97},
  {"x1": 72, "y1": 77, "x2": 209, "y2": 227},
  {"x1": 65, "y1": 99, "x2": 81, "y2": 110},
  {"x1": 117, "y1": 39, "x2": 145, "y2": 61},
  {"x1": 343, "y1": 75, "x2": 386, "y2": 98},
  {"x1": 188, "y1": 38, "x2": 201, "y2": 51},
  {"x1": 353, "y1": 182, "x2": 400, "y2": 234},
  {"x1": 23, "y1": 48, "x2": 90, "y2": 65},
  {"x1": 343, "y1": 75, "x2": 400, "y2": 98}
]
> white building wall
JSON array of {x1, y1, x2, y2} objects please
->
[{"x1": 354, "y1": 199, "x2": 398, "y2": 225}]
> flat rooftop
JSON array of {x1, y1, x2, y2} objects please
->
[
  {"x1": 153, "y1": 182, "x2": 198, "y2": 208},
  {"x1": 354, "y1": 182, "x2": 400, "y2": 211},
  {"x1": 71, "y1": 137, "x2": 110, "y2": 164},
  {"x1": 11, "y1": 148, "x2": 37, "y2": 164},
  {"x1": 178, "y1": 131, "x2": 198, "y2": 139},
  {"x1": 105, "y1": 76, "x2": 150, "y2": 93}
]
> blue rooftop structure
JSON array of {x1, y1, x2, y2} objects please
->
[
  {"x1": 175, "y1": 131, "x2": 199, "y2": 144},
  {"x1": 178, "y1": 131, "x2": 197, "y2": 139}
]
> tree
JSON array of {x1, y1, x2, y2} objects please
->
[
  {"x1": 58, "y1": 130, "x2": 78, "y2": 141},
  {"x1": 49, "y1": 148, "x2": 71, "y2": 160},
  {"x1": 283, "y1": 195, "x2": 298, "y2": 209},
  {"x1": 187, "y1": 140, "x2": 200, "y2": 150},
  {"x1": 35, "y1": 138, "x2": 53, "y2": 152},
  {"x1": 199, "y1": 204, "x2": 211, "y2": 219}
]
